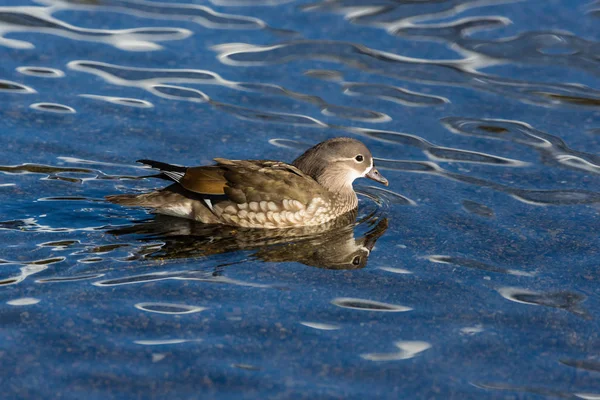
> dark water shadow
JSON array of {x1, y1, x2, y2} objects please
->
[{"x1": 105, "y1": 211, "x2": 388, "y2": 270}]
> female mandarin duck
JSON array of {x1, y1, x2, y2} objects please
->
[{"x1": 107, "y1": 137, "x2": 388, "y2": 228}]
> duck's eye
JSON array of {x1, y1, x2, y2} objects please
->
[
  {"x1": 355, "y1": 155, "x2": 364, "y2": 163},
  {"x1": 352, "y1": 256, "x2": 361, "y2": 266}
]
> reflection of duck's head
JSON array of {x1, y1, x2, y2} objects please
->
[
  {"x1": 252, "y1": 217, "x2": 387, "y2": 269},
  {"x1": 107, "y1": 211, "x2": 388, "y2": 270}
]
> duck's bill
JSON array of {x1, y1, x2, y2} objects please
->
[{"x1": 366, "y1": 167, "x2": 388, "y2": 186}]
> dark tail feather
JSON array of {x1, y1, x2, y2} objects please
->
[
  {"x1": 105, "y1": 193, "x2": 147, "y2": 206},
  {"x1": 106, "y1": 188, "x2": 180, "y2": 208},
  {"x1": 137, "y1": 159, "x2": 186, "y2": 174}
]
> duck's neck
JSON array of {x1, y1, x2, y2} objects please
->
[
  {"x1": 316, "y1": 169, "x2": 357, "y2": 211},
  {"x1": 331, "y1": 186, "x2": 358, "y2": 212},
  {"x1": 292, "y1": 156, "x2": 358, "y2": 211}
]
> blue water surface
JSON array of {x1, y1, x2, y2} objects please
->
[{"x1": 1, "y1": 0, "x2": 599, "y2": 398}]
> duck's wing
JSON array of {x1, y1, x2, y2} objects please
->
[
  {"x1": 214, "y1": 158, "x2": 325, "y2": 206},
  {"x1": 137, "y1": 159, "x2": 226, "y2": 195},
  {"x1": 137, "y1": 158, "x2": 326, "y2": 206}
]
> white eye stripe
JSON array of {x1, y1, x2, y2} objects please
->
[
  {"x1": 333, "y1": 157, "x2": 373, "y2": 175},
  {"x1": 335, "y1": 156, "x2": 369, "y2": 162},
  {"x1": 361, "y1": 158, "x2": 374, "y2": 177}
]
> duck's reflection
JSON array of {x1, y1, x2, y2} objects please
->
[{"x1": 107, "y1": 211, "x2": 388, "y2": 270}]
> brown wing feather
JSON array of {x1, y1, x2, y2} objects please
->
[
  {"x1": 213, "y1": 158, "x2": 328, "y2": 206},
  {"x1": 179, "y1": 166, "x2": 227, "y2": 195}
]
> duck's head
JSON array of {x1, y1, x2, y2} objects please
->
[{"x1": 292, "y1": 137, "x2": 388, "y2": 192}]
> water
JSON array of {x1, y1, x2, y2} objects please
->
[{"x1": 1, "y1": 0, "x2": 599, "y2": 398}]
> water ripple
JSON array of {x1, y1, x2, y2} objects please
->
[
  {"x1": 560, "y1": 359, "x2": 600, "y2": 374},
  {"x1": 149, "y1": 84, "x2": 210, "y2": 103},
  {"x1": 0, "y1": 79, "x2": 36, "y2": 93},
  {"x1": 16, "y1": 66, "x2": 64, "y2": 77},
  {"x1": 37, "y1": 273, "x2": 105, "y2": 283},
  {"x1": 321, "y1": 105, "x2": 390, "y2": 123},
  {"x1": 376, "y1": 157, "x2": 600, "y2": 206},
  {"x1": 38, "y1": 0, "x2": 268, "y2": 30},
  {"x1": 444, "y1": 117, "x2": 600, "y2": 174},
  {"x1": 134, "y1": 339, "x2": 201, "y2": 345},
  {"x1": 69, "y1": 61, "x2": 230, "y2": 85},
  {"x1": 497, "y1": 287, "x2": 591, "y2": 319},
  {"x1": 0, "y1": 162, "x2": 144, "y2": 185},
  {"x1": 30, "y1": 102, "x2": 76, "y2": 113},
  {"x1": 302, "y1": 0, "x2": 504, "y2": 28},
  {"x1": 462, "y1": 200, "x2": 494, "y2": 218},
  {"x1": 135, "y1": 302, "x2": 207, "y2": 314},
  {"x1": 300, "y1": 322, "x2": 341, "y2": 331},
  {"x1": 427, "y1": 255, "x2": 535, "y2": 277},
  {"x1": 38, "y1": 239, "x2": 80, "y2": 250},
  {"x1": 209, "y1": 0, "x2": 293, "y2": 5},
  {"x1": 0, "y1": 256, "x2": 65, "y2": 266},
  {"x1": 0, "y1": 5, "x2": 191, "y2": 51},
  {"x1": 392, "y1": 16, "x2": 510, "y2": 39},
  {"x1": 304, "y1": 69, "x2": 343, "y2": 81},
  {"x1": 94, "y1": 270, "x2": 271, "y2": 288},
  {"x1": 7, "y1": 297, "x2": 41, "y2": 306},
  {"x1": 361, "y1": 340, "x2": 431, "y2": 362},
  {"x1": 268, "y1": 138, "x2": 312, "y2": 151},
  {"x1": 357, "y1": 186, "x2": 416, "y2": 206},
  {"x1": 474, "y1": 382, "x2": 600, "y2": 399},
  {"x1": 378, "y1": 267, "x2": 412, "y2": 274},
  {"x1": 343, "y1": 82, "x2": 448, "y2": 106},
  {"x1": 213, "y1": 102, "x2": 327, "y2": 127},
  {"x1": 79, "y1": 94, "x2": 153, "y2": 108},
  {"x1": 0, "y1": 264, "x2": 47, "y2": 286},
  {"x1": 332, "y1": 297, "x2": 412, "y2": 312}
]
